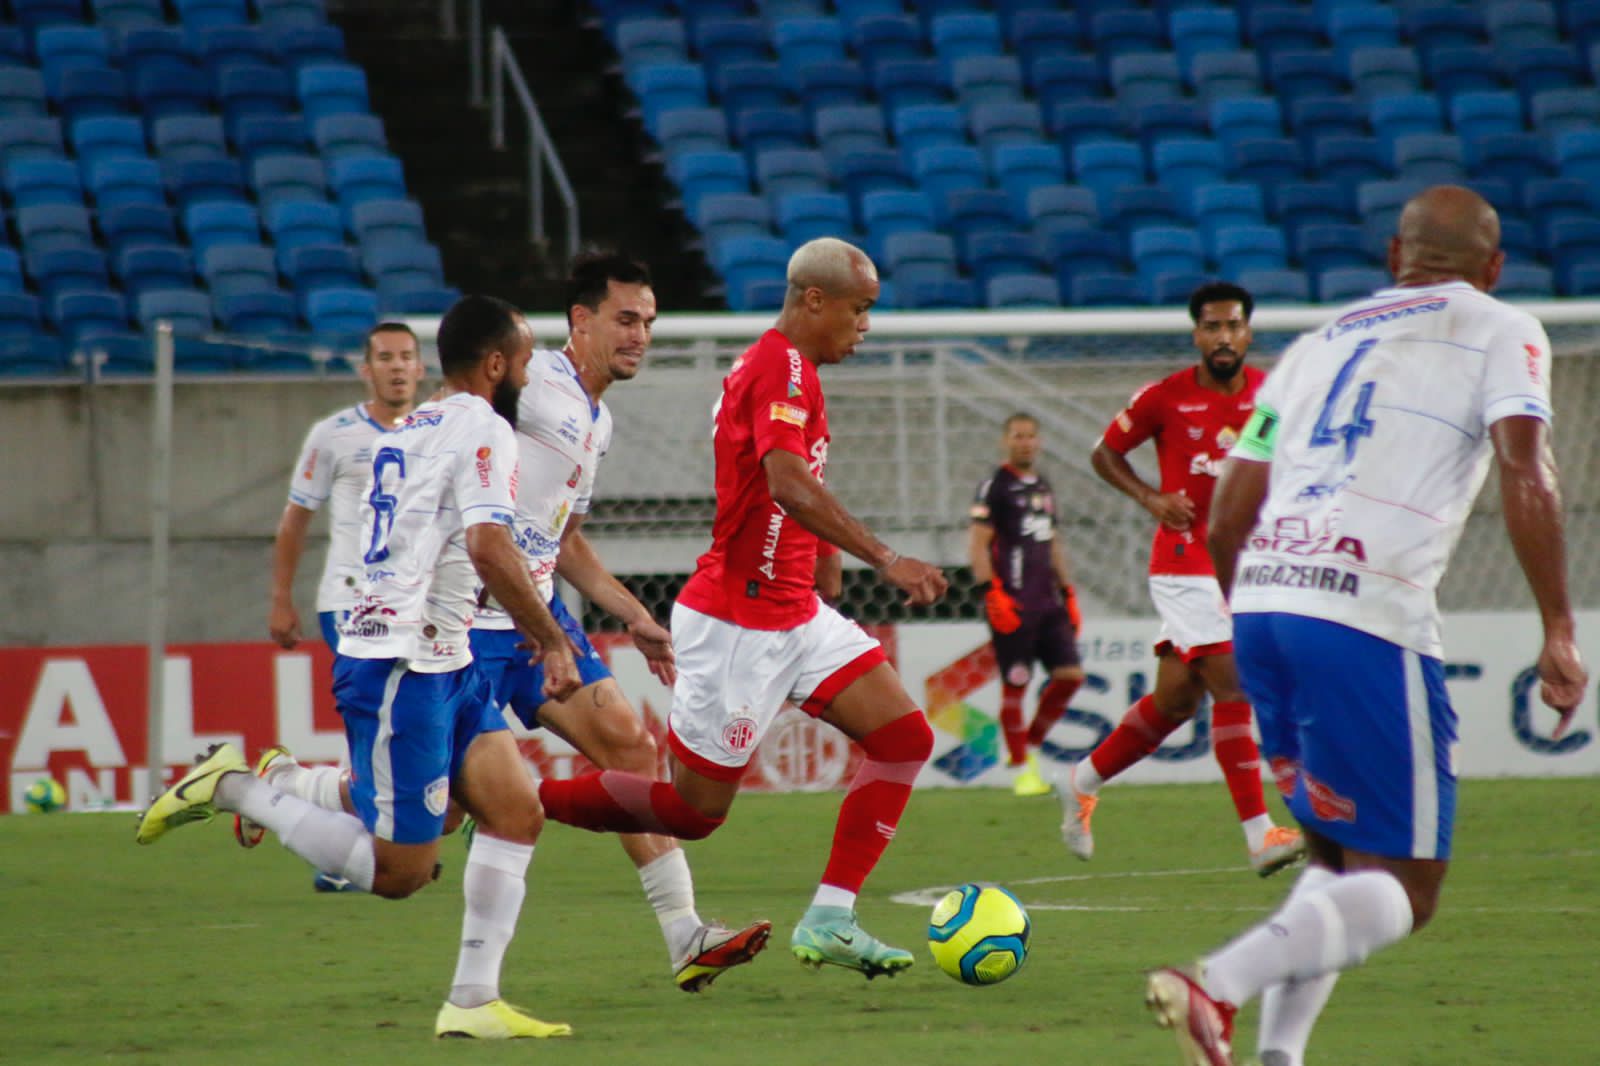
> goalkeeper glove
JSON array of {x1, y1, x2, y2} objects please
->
[{"x1": 983, "y1": 579, "x2": 1022, "y2": 634}]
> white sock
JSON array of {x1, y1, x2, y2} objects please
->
[
  {"x1": 265, "y1": 760, "x2": 346, "y2": 813},
  {"x1": 216, "y1": 773, "x2": 375, "y2": 891},
  {"x1": 638, "y1": 849, "x2": 702, "y2": 962},
  {"x1": 450, "y1": 834, "x2": 534, "y2": 1009},
  {"x1": 1072, "y1": 758, "x2": 1104, "y2": 795},
  {"x1": 1204, "y1": 869, "x2": 1413, "y2": 1007},
  {"x1": 1258, "y1": 866, "x2": 1341, "y2": 1065},
  {"x1": 811, "y1": 883, "x2": 856, "y2": 910},
  {"x1": 1242, "y1": 813, "x2": 1273, "y2": 852}
]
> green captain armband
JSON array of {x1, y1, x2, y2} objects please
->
[{"x1": 1235, "y1": 404, "x2": 1280, "y2": 461}]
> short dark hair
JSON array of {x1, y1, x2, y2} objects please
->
[
  {"x1": 564, "y1": 251, "x2": 652, "y2": 326},
  {"x1": 436, "y1": 295, "x2": 521, "y2": 377},
  {"x1": 364, "y1": 321, "x2": 418, "y2": 361},
  {"x1": 1188, "y1": 282, "x2": 1254, "y2": 323},
  {"x1": 1003, "y1": 412, "x2": 1037, "y2": 432}
]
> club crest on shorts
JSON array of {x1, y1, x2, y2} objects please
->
[
  {"x1": 424, "y1": 776, "x2": 450, "y2": 817},
  {"x1": 1006, "y1": 663, "x2": 1031, "y2": 687},
  {"x1": 722, "y1": 716, "x2": 758, "y2": 754}
]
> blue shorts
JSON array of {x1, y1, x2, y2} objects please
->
[
  {"x1": 331, "y1": 656, "x2": 507, "y2": 845},
  {"x1": 318, "y1": 610, "x2": 349, "y2": 650},
  {"x1": 468, "y1": 596, "x2": 611, "y2": 730},
  {"x1": 1233, "y1": 612, "x2": 1458, "y2": 860}
]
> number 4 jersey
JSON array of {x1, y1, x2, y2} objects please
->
[
  {"x1": 1229, "y1": 280, "x2": 1553, "y2": 658},
  {"x1": 339, "y1": 392, "x2": 519, "y2": 672}
]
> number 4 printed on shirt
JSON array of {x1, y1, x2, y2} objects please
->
[{"x1": 1310, "y1": 337, "x2": 1378, "y2": 463}]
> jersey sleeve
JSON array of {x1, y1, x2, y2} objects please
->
[
  {"x1": 286, "y1": 418, "x2": 333, "y2": 510},
  {"x1": 1481, "y1": 312, "x2": 1554, "y2": 428},
  {"x1": 747, "y1": 348, "x2": 812, "y2": 462},
  {"x1": 1099, "y1": 381, "x2": 1162, "y2": 453},
  {"x1": 453, "y1": 412, "x2": 519, "y2": 530},
  {"x1": 969, "y1": 475, "x2": 999, "y2": 523}
]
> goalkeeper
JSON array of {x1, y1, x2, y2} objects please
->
[{"x1": 967, "y1": 412, "x2": 1086, "y2": 797}]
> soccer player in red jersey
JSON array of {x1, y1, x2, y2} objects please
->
[
  {"x1": 969, "y1": 412, "x2": 1087, "y2": 796},
  {"x1": 537, "y1": 238, "x2": 949, "y2": 978},
  {"x1": 1058, "y1": 282, "x2": 1306, "y2": 877}
]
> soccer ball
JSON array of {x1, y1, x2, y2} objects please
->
[
  {"x1": 927, "y1": 883, "x2": 1030, "y2": 985},
  {"x1": 23, "y1": 777, "x2": 66, "y2": 814}
]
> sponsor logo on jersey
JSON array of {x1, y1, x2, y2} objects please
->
[
  {"x1": 808, "y1": 437, "x2": 828, "y2": 479},
  {"x1": 300, "y1": 449, "x2": 319, "y2": 480},
  {"x1": 1524, "y1": 342, "x2": 1543, "y2": 384},
  {"x1": 1216, "y1": 426, "x2": 1239, "y2": 449},
  {"x1": 557, "y1": 415, "x2": 581, "y2": 445},
  {"x1": 1235, "y1": 563, "x2": 1360, "y2": 597},
  {"x1": 424, "y1": 776, "x2": 450, "y2": 817},
  {"x1": 553, "y1": 500, "x2": 570, "y2": 533},
  {"x1": 565, "y1": 463, "x2": 581, "y2": 488},
  {"x1": 1247, "y1": 517, "x2": 1368, "y2": 563},
  {"x1": 786, "y1": 347, "x2": 804, "y2": 392},
  {"x1": 1187, "y1": 426, "x2": 1203, "y2": 440},
  {"x1": 1326, "y1": 295, "x2": 1447, "y2": 339},
  {"x1": 787, "y1": 380, "x2": 803, "y2": 398},
  {"x1": 1295, "y1": 475, "x2": 1356, "y2": 501},
  {"x1": 758, "y1": 507, "x2": 784, "y2": 580},
  {"x1": 431, "y1": 641, "x2": 456, "y2": 658},
  {"x1": 769, "y1": 401, "x2": 808, "y2": 427},
  {"x1": 401, "y1": 409, "x2": 444, "y2": 430},
  {"x1": 1303, "y1": 772, "x2": 1356, "y2": 822},
  {"x1": 583, "y1": 430, "x2": 594, "y2": 453},
  {"x1": 1177, "y1": 402, "x2": 1209, "y2": 412},
  {"x1": 475, "y1": 446, "x2": 493, "y2": 487},
  {"x1": 722, "y1": 716, "x2": 758, "y2": 754},
  {"x1": 1115, "y1": 411, "x2": 1133, "y2": 432},
  {"x1": 1189, "y1": 451, "x2": 1223, "y2": 477},
  {"x1": 513, "y1": 524, "x2": 562, "y2": 558}
]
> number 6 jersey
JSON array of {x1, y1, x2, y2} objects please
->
[
  {"x1": 339, "y1": 392, "x2": 519, "y2": 672},
  {"x1": 1228, "y1": 280, "x2": 1553, "y2": 658}
]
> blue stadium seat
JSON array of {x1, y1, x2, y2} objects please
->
[
  {"x1": 716, "y1": 62, "x2": 795, "y2": 119},
  {"x1": 1349, "y1": 47, "x2": 1421, "y2": 102},
  {"x1": 305, "y1": 285, "x2": 377, "y2": 334},
  {"x1": 0, "y1": 29, "x2": 24, "y2": 68},
  {"x1": 873, "y1": 58, "x2": 947, "y2": 111},
  {"x1": 672, "y1": 149, "x2": 751, "y2": 214},
  {"x1": 280, "y1": 242, "x2": 361, "y2": 291},
  {"x1": 1029, "y1": 54, "x2": 1103, "y2": 104},
  {"x1": 27, "y1": 247, "x2": 111, "y2": 302},
  {"x1": 1425, "y1": 46, "x2": 1504, "y2": 99},
  {"x1": 796, "y1": 61, "x2": 868, "y2": 111},
  {"x1": 1009, "y1": 11, "x2": 1079, "y2": 72},
  {"x1": 133, "y1": 62, "x2": 212, "y2": 119},
  {"x1": 216, "y1": 63, "x2": 294, "y2": 130},
  {"x1": 0, "y1": 68, "x2": 49, "y2": 117},
  {"x1": 930, "y1": 12, "x2": 1002, "y2": 71},
  {"x1": 1215, "y1": 224, "x2": 1287, "y2": 275},
  {"x1": 1328, "y1": 4, "x2": 1397, "y2": 62},
  {"x1": 115, "y1": 243, "x2": 196, "y2": 296},
  {"x1": 1148, "y1": 271, "x2": 1213, "y2": 305},
  {"x1": 1189, "y1": 51, "x2": 1261, "y2": 103},
  {"x1": 776, "y1": 192, "x2": 852, "y2": 244},
  {"x1": 1314, "y1": 135, "x2": 1389, "y2": 185},
  {"x1": 350, "y1": 198, "x2": 426, "y2": 250},
  {"x1": 883, "y1": 230, "x2": 959, "y2": 282},
  {"x1": 70, "y1": 115, "x2": 146, "y2": 166},
  {"x1": 615, "y1": 18, "x2": 689, "y2": 69},
  {"x1": 1495, "y1": 262, "x2": 1555, "y2": 298},
  {"x1": 1026, "y1": 183, "x2": 1099, "y2": 233},
  {"x1": 267, "y1": 24, "x2": 346, "y2": 70},
  {"x1": 751, "y1": 147, "x2": 826, "y2": 198},
  {"x1": 85, "y1": 157, "x2": 163, "y2": 210},
  {"x1": 1295, "y1": 223, "x2": 1369, "y2": 273},
  {"x1": 1194, "y1": 182, "x2": 1266, "y2": 253},
  {"x1": 1566, "y1": 0, "x2": 1600, "y2": 50},
  {"x1": 968, "y1": 100, "x2": 1042, "y2": 151},
  {"x1": 827, "y1": 147, "x2": 907, "y2": 201},
  {"x1": 11, "y1": 0, "x2": 86, "y2": 32},
  {"x1": 165, "y1": 156, "x2": 247, "y2": 205},
  {"x1": 1108, "y1": 52, "x2": 1183, "y2": 108},
  {"x1": 695, "y1": 17, "x2": 770, "y2": 72},
  {"x1": 200, "y1": 242, "x2": 277, "y2": 297},
  {"x1": 1210, "y1": 96, "x2": 1283, "y2": 152},
  {"x1": 233, "y1": 114, "x2": 310, "y2": 161},
  {"x1": 1087, "y1": 10, "x2": 1164, "y2": 58},
  {"x1": 1502, "y1": 42, "x2": 1584, "y2": 101},
  {"x1": 376, "y1": 286, "x2": 459, "y2": 315},
  {"x1": 152, "y1": 114, "x2": 228, "y2": 161},
  {"x1": 118, "y1": 26, "x2": 192, "y2": 73},
  {"x1": 1402, "y1": 6, "x2": 1485, "y2": 48},
  {"x1": 991, "y1": 143, "x2": 1066, "y2": 217},
  {"x1": 1073, "y1": 139, "x2": 1143, "y2": 212},
  {"x1": 1246, "y1": 6, "x2": 1325, "y2": 54},
  {"x1": 1130, "y1": 226, "x2": 1204, "y2": 282},
  {"x1": 1467, "y1": 132, "x2": 1554, "y2": 191},
  {"x1": 1316, "y1": 266, "x2": 1387, "y2": 303},
  {"x1": 950, "y1": 54, "x2": 1024, "y2": 104},
  {"x1": 1356, "y1": 177, "x2": 1427, "y2": 234},
  {"x1": 0, "y1": 248, "x2": 23, "y2": 292},
  {"x1": 265, "y1": 199, "x2": 342, "y2": 252},
  {"x1": 252, "y1": 154, "x2": 328, "y2": 209},
  {"x1": 1485, "y1": 1, "x2": 1560, "y2": 49},
  {"x1": 1392, "y1": 133, "x2": 1465, "y2": 182},
  {"x1": 51, "y1": 288, "x2": 129, "y2": 339},
  {"x1": 99, "y1": 201, "x2": 178, "y2": 252},
  {"x1": 6, "y1": 158, "x2": 84, "y2": 207},
  {"x1": 694, "y1": 192, "x2": 772, "y2": 238},
  {"x1": 363, "y1": 242, "x2": 444, "y2": 292},
  {"x1": 0, "y1": 291, "x2": 43, "y2": 342},
  {"x1": 1228, "y1": 137, "x2": 1303, "y2": 187},
  {"x1": 1131, "y1": 100, "x2": 1207, "y2": 152},
  {"x1": 1041, "y1": 227, "x2": 1125, "y2": 284},
  {"x1": 898, "y1": 276, "x2": 978, "y2": 309},
  {"x1": 0, "y1": 117, "x2": 66, "y2": 164},
  {"x1": 727, "y1": 277, "x2": 785, "y2": 312},
  {"x1": 183, "y1": 200, "x2": 261, "y2": 255},
  {"x1": 656, "y1": 107, "x2": 730, "y2": 157},
  {"x1": 296, "y1": 63, "x2": 370, "y2": 124},
  {"x1": 1150, "y1": 138, "x2": 1225, "y2": 202},
  {"x1": 940, "y1": 187, "x2": 1013, "y2": 239},
  {"x1": 37, "y1": 27, "x2": 111, "y2": 84},
  {"x1": 1288, "y1": 95, "x2": 1366, "y2": 155},
  {"x1": 986, "y1": 272, "x2": 1058, "y2": 308},
  {"x1": 1368, "y1": 93, "x2": 1443, "y2": 156},
  {"x1": 733, "y1": 108, "x2": 809, "y2": 162},
  {"x1": 773, "y1": 16, "x2": 845, "y2": 88},
  {"x1": 328, "y1": 153, "x2": 405, "y2": 207},
  {"x1": 1561, "y1": 260, "x2": 1600, "y2": 297},
  {"x1": 195, "y1": 25, "x2": 272, "y2": 73},
  {"x1": 1530, "y1": 87, "x2": 1600, "y2": 134},
  {"x1": 137, "y1": 287, "x2": 214, "y2": 335},
  {"x1": 93, "y1": 0, "x2": 166, "y2": 33},
  {"x1": 1554, "y1": 129, "x2": 1600, "y2": 185},
  {"x1": 1449, "y1": 90, "x2": 1523, "y2": 140},
  {"x1": 54, "y1": 67, "x2": 132, "y2": 124},
  {"x1": 312, "y1": 113, "x2": 387, "y2": 159},
  {"x1": 1524, "y1": 177, "x2": 1595, "y2": 234},
  {"x1": 962, "y1": 229, "x2": 1045, "y2": 285},
  {"x1": 1048, "y1": 100, "x2": 1125, "y2": 151},
  {"x1": 910, "y1": 144, "x2": 986, "y2": 203},
  {"x1": 256, "y1": 0, "x2": 328, "y2": 29},
  {"x1": 1267, "y1": 51, "x2": 1348, "y2": 105},
  {"x1": 18, "y1": 204, "x2": 95, "y2": 253},
  {"x1": 1171, "y1": 8, "x2": 1240, "y2": 80},
  {"x1": 174, "y1": 0, "x2": 250, "y2": 31},
  {"x1": 1236, "y1": 267, "x2": 1310, "y2": 304},
  {"x1": 1107, "y1": 183, "x2": 1183, "y2": 235},
  {"x1": 215, "y1": 287, "x2": 298, "y2": 333},
  {"x1": 860, "y1": 189, "x2": 936, "y2": 259},
  {"x1": 849, "y1": 13, "x2": 922, "y2": 78},
  {"x1": 711, "y1": 234, "x2": 788, "y2": 301},
  {"x1": 1070, "y1": 271, "x2": 1146, "y2": 306},
  {"x1": 815, "y1": 105, "x2": 887, "y2": 156}
]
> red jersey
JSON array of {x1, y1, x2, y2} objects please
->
[
  {"x1": 1099, "y1": 364, "x2": 1263, "y2": 577},
  {"x1": 678, "y1": 329, "x2": 830, "y2": 629}
]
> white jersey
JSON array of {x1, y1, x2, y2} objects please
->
[
  {"x1": 337, "y1": 393, "x2": 519, "y2": 672},
  {"x1": 287, "y1": 403, "x2": 392, "y2": 613},
  {"x1": 1229, "y1": 281, "x2": 1553, "y2": 658},
  {"x1": 476, "y1": 348, "x2": 613, "y2": 631}
]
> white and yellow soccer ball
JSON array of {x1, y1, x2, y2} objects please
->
[
  {"x1": 927, "y1": 883, "x2": 1030, "y2": 985},
  {"x1": 23, "y1": 777, "x2": 66, "y2": 814}
]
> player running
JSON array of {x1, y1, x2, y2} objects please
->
[
  {"x1": 138, "y1": 295, "x2": 585, "y2": 1040},
  {"x1": 535, "y1": 238, "x2": 950, "y2": 979},
  {"x1": 1146, "y1": 185, "x2": 1588, "y2": 1066},
  {"x1": 968, "y1": 412, "x2": 1087, "y2": 796},
  {"x1": 1059, "y1": 282, "x2": 1305, "y2": 876}
]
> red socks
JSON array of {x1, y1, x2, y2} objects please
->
[
  {"x1": 537, "y1": 771, "x2": 724, "y2": 840},
  {"x1": 1088, "y1": 694, "x2": 1183, "y2": 782},
  {"x1": 819, "y1": 711, "x2": 934, "y2": 893},
  {"x1": 999, "y1": 683, "x2": 1027, "y2": 766},
  {"x1": 1210, "y1": 700, "x2": 1268, "y2": 822},
  {"x1": 1027, "y1": 676, "x2": 1082, "y2": 747}
]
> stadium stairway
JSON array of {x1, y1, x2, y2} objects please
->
[{"x1": 331, "y1": 0, "x2": 721, "y2": 312}]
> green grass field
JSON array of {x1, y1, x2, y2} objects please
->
[{"x1": 5, "y1": 779, "x2": 1595, "y2": 1065}]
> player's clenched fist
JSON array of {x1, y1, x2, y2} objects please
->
[{"x1": 880, "y1": 554, "x2": 948, "y2": 606}]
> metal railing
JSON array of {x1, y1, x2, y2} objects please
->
[{"x1": 488, "y1": 26, "x2": 580, "y2": 261}]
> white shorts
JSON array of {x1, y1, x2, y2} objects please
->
[
  {"x1": 666, "y1": 601, "x2": 886, "y2": 781},
  {"x1": 1149, "y1": 574, "x2": 1233, "y2": 662}
]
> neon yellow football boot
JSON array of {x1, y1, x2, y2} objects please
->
[
  {"x1": 434, "y1": 999, "x2": 572, "y2": 1039},
  {"x1": 134, "y1": 743, "x2": 248, "y2": 845}
]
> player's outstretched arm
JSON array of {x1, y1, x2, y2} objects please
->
[
  {"x1": 1091, "y1": 440, "x2": 1194, "y2": 530},
  {"x1": 1206, "y1": 456, "x2": 1270, "y2": 597},
  {"x1": 556, "y1": 514, "x2": 675, "y2": 686},
  {"x1": 467, "y1": 523, "x2": 580, "y2": 701},
  {"x1": 268, "y1": 503, "x2": 315, "y2": 648},
  {"x1": 1491, "y1": 415, "x2": 1589, "y2": 729},
  {"x1": 763, "y1": 449, "x2": 948, "y2": 606}
]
